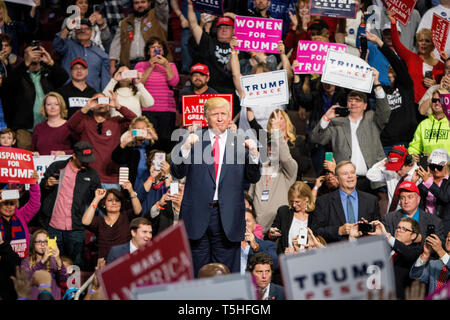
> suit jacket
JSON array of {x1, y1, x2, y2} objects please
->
[
  {"x1": 271, "y1": 205, "x2": 312, "y2": 254},
  {"x1": 418, "y1": 178, "x2": 450, "y2": 233},
  {"x1": 171, "y1": 129, "x2": 261, "y2": 242},
  {"x1": 268, "y1": 283, "x2": 285, "y2": 300},
  {"x1": 310, "y1": 95, "x2": 390, "y2": 189},
  {"x1": 383, "y1": 209, "x2": 445, "y2": 245},
  {"x1": 309, "y1": 189, "x2": 381, "y2": 243},
  {"x1": 410, "y1": 254, "x2": 450, "y2": 294},
  {"x1": 106, "y1": 242, "x2": 131, "y2": 264},
  {"x1": 247, "y1": 237, "x2": 279, "y2": 271},
  {"x1": 391, "y1": 240, "x2": 422, "y2": 299}
]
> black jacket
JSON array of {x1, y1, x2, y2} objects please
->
[
  {"x1": 392, "y1": 240, "x2": 422, "y2": 300},
  {"x1": 39, "y1": 159, "x2": 101, "y2": 231},
  {"x1": 270, "y1": 205, "x2": 312, "y2": 254},
  {"x1": 3, "y1": 61, "x2": 69, "y2": 130},
  {"x1": 111, "y1": 142, "x2": 154, "y2": 185},
  {"x1": 0, "y1": 242, "x2": 21, "y2": 300},
  {"x1": 418, "y1": 178, "x2": 450, "y2": 234}
]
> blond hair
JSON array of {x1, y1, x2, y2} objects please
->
[
  {"x1": 0, "y1": 1, "x2": 11, "y2": 24},
  {"x1": 40, "y1": 92, "x2": 68, "y2": 119},
  {"x1": 128, "y1": 115, "x2": 158, "y2": 145},
  {"x1": 288, "y1": 181, "x2": 316, "y2": 212},
  {"x1": 203, "y1": 97, "x2": 231, "y2": 119},
  {"x1": 267, "y1": 109, "x2": 297, "y2": 145}
]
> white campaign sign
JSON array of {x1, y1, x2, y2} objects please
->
[
  {"x1": 279, "y1": 236, "x2": 395, "y2": 300},
  {"x1": 4, "y1": 0, "x2": 36, "y2": 6},
  {"x1": 33, "y1": 155, "x2": 71, "y2": 183},
  {"x1": 321, "y1": 50, "x2": 374, "y2": 93},
  {"x1": 132, "y1": 272, "x2": 256, "y2": 300},
  {"x1": 240, "y1": 70, "x2": 289, "y2": 107}
]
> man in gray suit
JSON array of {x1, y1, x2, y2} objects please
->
[
  {"x1": 310, "y1": 68, "x2": 390, "y2": 194},
  {"x1": 106, "y1": 218, "x2": 153, "y2": 264}
]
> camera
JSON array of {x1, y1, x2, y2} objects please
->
[
  {"x1": 335, "y1": 107, "x2": 350, "y2": 117},
  {"x1": 298, "y1": 226, "x2": 308, "y2": 246},
  {"x1": 93, "y1": 4, "x2": 101, "y2": 11},
  {"x1": 132, "y1": 129, "x2": 146, "y2": 137},
  {"x1": 153, "y1": 47, "x2": 161, "y2": 56},
  {"x1": 31, "y1": 40, "x2": 40, "y2": 51},
  {"x1": 419, "y1": 154, "x2": 428, "y2": 170},
  {"x1": 97, "y1": 97, "x2": 110, "y2": 105},
  {"x1": 360, "y1": 36, "x2": 368, "y2": 60},
  {"x1": 358, "y1": 223, "x2": 375, "y2": 234},
  {"x1": 424, "y1": 71, "x2": 433, "y2": 79}
]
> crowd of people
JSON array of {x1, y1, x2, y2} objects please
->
[{"x1": 0, "y1": 0, "x2": 450, "y2": 301}]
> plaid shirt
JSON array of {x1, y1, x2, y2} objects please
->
[{"x1": 103, "y1": 0, "x2": 125, "y2": 34}]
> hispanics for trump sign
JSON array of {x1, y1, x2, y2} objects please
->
[
  {"x1": 295, "y1": 41, "x2": 347, "y2": 74},
  {"x1": 193, "y1": 0, "x2": 224, "y2": 16},
  {"x1": 381, "y1": 0, "x2": 417, "y2": 25},
  {"x1": 280, "y1": 236, "x2": 396, "y2": 300},
  {"x1": 98, "y1": 222, "x2": 194, "y2": 300},
  {"x1": 310, "y1": 0, "x2": 357, "y2": 19},
  {"x1": 182, "y1": 94, "x2": 233, "y2": 127},
  {"x1": 240, "y1": 70, "x2": 289, "y2": 107},
  {"x1": 234, "y1": 16, "x2": 283, "y2": 54},
  {"x1": 133, "y1": 273, "x2": 257, "y2": 300},
  {"x1": 0, "y1": 147, "x2": 36, "y2": 184},
  {"x1": 321, "y1": 49, "x2": 373, "y2": 93},
  {"x1": 431, "y1": 14, "x2": 450, "y2": 54}
]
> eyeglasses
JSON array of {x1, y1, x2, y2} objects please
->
[
  {"x1": 396, "y1": 226, "x2": 413, "y2": 233},
  {"x1": 35, "y1": 240, "x2": 48, "y2": 245},
  {"x1": 1, "y1": 200, "x2": 16, "y2": 206},
  {"x1": 429, "y1": 164, "x2": 444, "y2": 171},
  {"x1": 97, "y1": 122, "x2": 103, "y2": 135},
  {"x1": 431, "y1": 98, "x2": 441, "y2": 103},
  {"x1": 348, "y1": 97, "x2": 363, "y2": 103},
  {"x1": 75, "y1": 27, "x2": 91, "y2": 32}
]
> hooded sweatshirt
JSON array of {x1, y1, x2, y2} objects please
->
[{"x1": 408, "y1": 114, "x2": 450, "y2": 155}]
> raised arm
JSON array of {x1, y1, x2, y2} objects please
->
[
  {"x1": 229, "y1": 36, "x2": 243, "y2": 97},
  {"x1": 187, "y1": 0, "x2": 203, "y2": 45}
]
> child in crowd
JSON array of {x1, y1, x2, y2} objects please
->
[{"x1": 0, "y1": 128, "x2": 16, "y2": 147}]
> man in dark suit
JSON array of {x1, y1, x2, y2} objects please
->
[
  {"x1": 246, "y1": 252, "x2": 285, "y2": 300},
  {"x1": 383, "y1": 181, "x2": 445, "y2": 244},
  {"x1": 106, "y1": 218, "x2": 152, "y2": 264},
  {"x1": 171, "y1": 97, "x2": 261, "y2": 277},
  {"x1": 310, "y1": 161, "x2": 381, "y2": 243}
]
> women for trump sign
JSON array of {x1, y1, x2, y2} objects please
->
[
  {"x1": 234, "y1": 16, "x2": 283, "y2": 54},
  {"x1": 321, "y1": 49, "x2": 373, "y2": 93},
  {"x1": 295, "y1": 41, "x2": 347, "y2": 74}
]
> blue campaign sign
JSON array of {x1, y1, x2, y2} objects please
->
[
  {"x1": 309, "y1": 0, "x2": 357, "y2": 19},
  {"x1": 193, "y1": 0, "x2": 224, "y2": 16}
]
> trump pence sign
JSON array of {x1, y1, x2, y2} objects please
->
[{"x1": 234, "y1": 16, "x2": 283, "y2": 54}]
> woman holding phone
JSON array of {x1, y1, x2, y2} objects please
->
[
  {"x1": 103, "y1": 66, "x2": 154, "y2": 117},
  {"x1": 21, "y1": 229, "x2": 68, "y2": 300},
  {"x1": 135, "y1": 37, "x2": 179, "y2": 153}
]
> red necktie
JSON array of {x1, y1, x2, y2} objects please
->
[
  {"x1": 391, "y1": 252, "x2": 398, "y2": 262},
  {"x1": 213, "y1": 135, "x2": 220, "y2": 180},
  {"x1": 435, "y1": 265, "x2": 449, "y2": 291},
  {"x1": 388, "y1": 177, "x2": 405, "y2": 213}
]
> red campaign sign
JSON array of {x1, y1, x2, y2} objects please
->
[
  {"x1": 381, "y1": 0, "x2": 417, "y2": 25},
  {"x1": 182, "y1": 94, "x2": 233, "y2": 127},
  {"x1": 98, "y1": 221, "x2": 194, "y2": 300},
  {"x1": 432, "y1": 14, "x2": 450, "y2": 53},
  {"x1": 0, "y1": 147, "x2": 36, "y2": 184}
]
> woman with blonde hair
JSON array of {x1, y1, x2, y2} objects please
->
[
  {"x1": 32, "y1": 91, "x2": 74, "y2": 156},
  {"x1": 21, "y1": 229, "x2": 69, "y2": 300},
  {"x1": 268, "y1": 181, "x2": 315, "y2": 254},
  {"x1": 112, "y1": 115, "x2": 158, "y2": 188}
]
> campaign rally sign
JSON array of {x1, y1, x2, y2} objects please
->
[
  {"x1": 240, "y1": 70, "x2": 289, "y2": 107},
  {"x1": 193, "y1": 0, "x2": 224, "y2": 16},
  {"x1": 310, "y1": 0, "x2": 357, "y2": 19},
  {"x1": 33, "y1": 155, "x2": 72, "y2": 183},
  {"x1": 381, "y1": 0, "x2": 417, "y2": 25},
  {"x1": 68, "y1": 97, "x2": 90, "y2": 108},
  {"x1": 0, "y1": 148, "x2": 36, "y2": 184},
  {"x1": 440, "y1": 94, "x2": 450, "y2": 122},
  {"x1": 133, "y1": 273, "x2": 256, "y2": 300},
  {"x1": 295, "y1": 41, "x2": 347, "y2": 74},
  {"x1": 98, "y1": 222, "x2": 193, "y2": 300},
  {"x1": 431, "y1": 14, "x2": 450, "y2": 54},
  {"x1": 182, "y1": 94, "x2": 233, "y2": 127},
  {"x1": 321, "y1": 49, "x2": 374, "y2": 93},
  {"x1": 280, "y1": 236, "x2": 395, "y2": 300},
  {"x1": 425, "y1": 280, "x2": 450, "y2": 300},
  {"x1": 234, "y1": 16, "x2": 283, "y2": 54},
  {"x1": 4, "y1": 0, "x2": 36, "y2": 6}
]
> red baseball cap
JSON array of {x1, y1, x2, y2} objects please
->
[
  {"x1": 216, "y1": 16, "x2": 234, "y2": 27},
  {"x1": 190, "y1": 63, "x2": 210, "y2": 76},
  {"x1": 71, "y1": 57, "x2": 88, "y2": 69},
  {"x1": 396, "y1": 180, "x2": 419, "y2": 196},
  {"x1": 386, "y1": 145, "x2": 409, "y2": 171}
]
